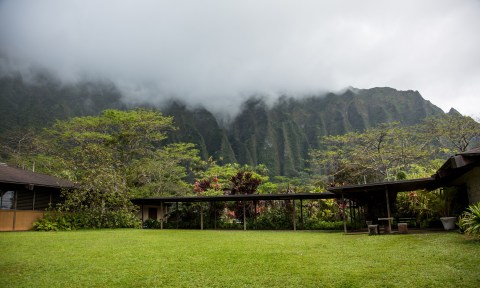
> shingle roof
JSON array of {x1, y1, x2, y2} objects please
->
[
  {"x1": 0, "y1": 164, "x2": 74, "y2": 188},
  {"x1": 457, "y1": 147, "x2": 480, "y2": 156}
]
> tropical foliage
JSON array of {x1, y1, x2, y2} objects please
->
[
  {"x1": 21, "y1": 109, "x2": 203, "y2": 229},
  {"x1": 0, "y1": 103, "x2": 478, "y2": 230},
  {"x1": 458, "y1": 202, "x2": 480, "y2": 238}
]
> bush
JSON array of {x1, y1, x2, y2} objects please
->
[
  {"x1": 143, "y1": 218, "x2": 161, "y2": 229},
  {"x1": 33, "y1": 209, "x2": 141, "y2": 231},
  {"x1": 252, "y1": 207, "x2": 293, "y2": 230},
  {"x1": 33, "y1": 211, "x2": 79, "y2": 231},
  {"x1": 458, "y1": 202, "x2": 480, "y2": 238},
  {"x1": 303, "y1": 220, "x2": 345, "y2": 230}
]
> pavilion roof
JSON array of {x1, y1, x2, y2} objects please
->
[
  {"x1": 326, "y1": 178, "x2": 437, "y2": 196},
  {"x1": 131, "y1": 192, "x2": 337, "y2": 205},
  {"x1": 0, "y1": 164, "x2": 74, "y2": 188}
]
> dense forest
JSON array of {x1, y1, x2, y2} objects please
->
[{"x1": 1, "y1": 72, "x2": 479, "y2": 230}]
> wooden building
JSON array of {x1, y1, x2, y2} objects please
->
[
  {"x1": 0, "y1": 164, "x2": 74, "y2": 231},
  {"x1": 131, "y1": 148, "x2": 480, "y2": 232}
]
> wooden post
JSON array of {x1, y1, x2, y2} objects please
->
[
  {"x1": 385, "y1": 186, "x2": 392, "y2": 233},
  {"x1": 13, "y1": 190, "x2": 17, "y2": 231},
  {"x1": 342, "y1": 193, "x2": 347, "y2": 234},
  {"x1": 200, "y1": 204, "x2": 204, "y2": 230},
  {"x1": 300, "y1": 199, "x2": 303, "y2": 230},
  {"x1": 214, "y1": 201, "x2": 217, "y2": 230},
  {"x1": 293, "y1": 199, "x2": 296, "y2": 231},
  {"x1": 243, "y1": 200, "x2": 246, "y2": 231},
  {"x1": 160, "y1": 202, "x2": 164, "y2": 230},
  {"x1": 176, "y1": 202, "x2": 179, "y2": 229},
  {"x1": 254, "y1": 201, "x2": 257, "y2": 227},
  {"x1": 141, "y1": 205, "x2": 144, "y2": 229}
]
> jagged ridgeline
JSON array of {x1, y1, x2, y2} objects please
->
[
  {"x1": 166, "y1": 88, "x2": 444, "y2": 176},
  {"x1": 0, "y1": 73, "x2": 444, "y2": 176}
]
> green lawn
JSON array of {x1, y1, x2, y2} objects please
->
[{"x1": 1, "y1": 230, "x2": 479, "y2": 287}]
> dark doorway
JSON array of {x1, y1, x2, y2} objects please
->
[{"x1": 148, "y1": 207, "x2": 158, "y2": 220}]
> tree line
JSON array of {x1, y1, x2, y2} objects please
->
[{"x1": 1, "y1": 108, "x2": 479, "y2": 229}]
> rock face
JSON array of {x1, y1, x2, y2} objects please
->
[
  {"x1": 0, "y1": 73, "x2": 444, "y2": 176},
  {"x1": 166, "y1": 87, "x2": 444, "y2": 176}
]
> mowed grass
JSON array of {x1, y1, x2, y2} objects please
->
[{"x1": 1, "y1": 230, "x2": 479, "y2": 288}]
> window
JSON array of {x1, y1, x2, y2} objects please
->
[
  {"x1": 0, "y1": 190, "x2": 15, "y2": 210},
  {"x1": 16, "y1": 189, "x2": 33, "y2": 210}
]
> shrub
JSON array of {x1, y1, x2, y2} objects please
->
[
  {"x1": 143, "y1": 218, "x2": 161, "y2": 229},
  {"x1": 33, "y1": 209, "x2": 140, "y2": 231},
  {"x1": 33, "y1": 211, "x2": 79, "y2": 231},
  {"x1": 252, "y1": 207, "x2": 292, "y2": 230},
  {"x1": 458, "y1": 202, "x2": 480, "y2": 238},
  {"x1": 303, "y1": 220, "x2": 345, "y2": 230}
]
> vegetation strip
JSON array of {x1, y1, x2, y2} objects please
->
[{"x1": 1, "y1": 230, "x2": 479, "y2": 287}]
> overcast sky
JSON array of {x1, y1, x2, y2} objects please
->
[{"x1": 1, "y1": 0, "x2": 479, "y2": 117}]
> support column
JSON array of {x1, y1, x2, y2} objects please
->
[
  {"x1": 13, "y1": 190, "x2": 17, "y2": 231},
  {"x1": 342, "y1": 193, "x2": 347, "y2": 234},
  {"x1": 160, "y1": 202, "x2": 164, "y2": 230},
  {"x1": 213, "y1": 201, "x2": 217, "y2": 230},
  {"x1": 300, "y1": 199, "x2": 303, "y2": 230},
  {"x1": 141, "y1": 205, "x2": 144, "y2": 229},
  {"x1": 200, "y1": 204, "x2": 204, "y2": 230},
  {"x1": 349, "y1": 199, "x2": 353, "y2": 228},
  {"x1": 385, "y1": 186, "x2": 392, "y2": 233},
  {"x1": 293, "y1": 199, "x2": 296, "y2": 231},
  {"x1": 243, "y1": 200, "x2": 246, "y2": 231},
  {"x1": 254, "y1": 201, "x2": 257, "y2": 227},
  {"x1": 176, "y1": 202, "x2": 179, "y2": 229}
]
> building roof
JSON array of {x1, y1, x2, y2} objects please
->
[
  {"x1": 131, "y1": 192, "x2": 337, "y2": 205},
  {"x1": 435, "y1": 147, "x2": 480, "y2": 184},
  {"x1": 326, "y1": 178, "x2": 437, "y2": 195},
  {"x1": 0, "y1": 164, "x2": 74, "y2": 188},
  {"x1": 457, "y1": 147, "x2": 480, "y2": 156},
  {"x1": 325, "y1": 147, "x2": 480, "y2": 200}
]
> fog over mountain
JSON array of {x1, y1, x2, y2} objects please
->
[{"x1": 1, "y1": 1, "x2": 480, "y2": 117}]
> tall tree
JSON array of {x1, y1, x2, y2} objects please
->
[
  {"x1": 309, "y1": 123, "x2": 428, "y2": 184},
  {"x1": 423, "y1": 112, "x2": 480, "y2": 153},
  {"x1": 35, "y1": 109, "x2": 201, "y2": 228}
]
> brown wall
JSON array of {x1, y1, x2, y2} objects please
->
[
  {"x1": 0, "y1": 210, "x2": 45, "y2": 231},
  {"x1": 452, "y1": 167, "x2": 480, "y2": 205}
]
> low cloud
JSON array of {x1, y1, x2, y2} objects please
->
[{"x1": 1, "y1": 0, "x2": 479, "y2": 116}]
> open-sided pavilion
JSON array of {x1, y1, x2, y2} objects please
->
[
  {"x1": 131, "y1": 192, "x2": 338, "y2": 231},
  {"x1": 131, "y1": 148, "x2": 480, "y2": 233}
]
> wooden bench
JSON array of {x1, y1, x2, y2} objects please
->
[
  {"x1": 378, "y1": 217, "x2": 393, "y2": 234},
  {"x1": 398, "y1": 223, "x2": 408, "y2": 234},
  {"x1": 396, "y1": 217, "x2": 418, "y2": 228}
]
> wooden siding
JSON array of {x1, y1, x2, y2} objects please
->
[{"x1": 0, "y1": 210, "x2": 45, "y2": 231}]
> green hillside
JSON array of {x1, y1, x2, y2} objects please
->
[
  {"x1": 165, "y1": 88, "x2": 444, "y2": 176},
  {"x1": 0, "y1": 74, "x2": 445, "y2": 176}
]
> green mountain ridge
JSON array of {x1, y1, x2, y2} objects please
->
[
  {"x1": 0, "y1": 73, "x2": 445, "y2": 176},
  {"x1": 166, "y1": 88, "x2": 444, "y2": 176}
]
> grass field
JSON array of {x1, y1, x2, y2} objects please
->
[{"x1": 1, "y1": 229, "x2": 479, "y2": 287}]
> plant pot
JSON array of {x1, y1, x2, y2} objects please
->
[{"x1": 440, "y1": 217, "x2": 457, "y2": 230}]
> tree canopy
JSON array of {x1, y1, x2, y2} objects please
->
[{"x1": 30, "y1": 109, "x2": 203, "y2": 228}]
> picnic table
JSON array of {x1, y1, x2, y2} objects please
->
[{"x1": 378, "y1": 217, "x2": 393, "y2": 233}]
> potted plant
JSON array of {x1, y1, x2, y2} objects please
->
[{"x1": 433, "y1": 188, "x2": 457, "y2": 230}]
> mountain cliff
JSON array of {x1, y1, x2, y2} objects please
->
[
  {"x1": 166, "y1": 88, "x2": 444, "y2": 176},
  {"x1": 0, "y1": 74, "x2": 445, "y2": 176}
]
